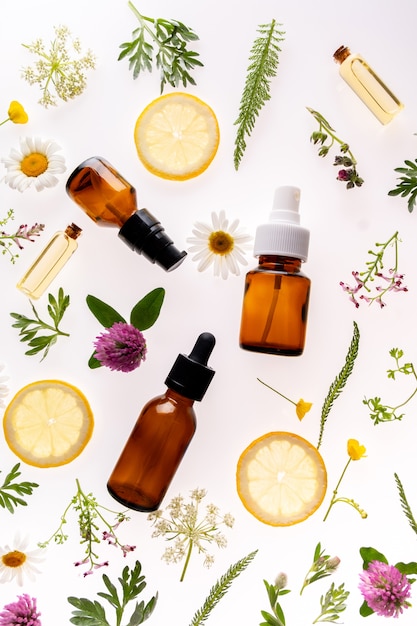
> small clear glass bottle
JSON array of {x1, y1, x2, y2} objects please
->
[
  {"x1": 17, "y1": 223, "x2": 82, "y2": 299},
  {"x1": 333, "y1": 45, "x2": 404, "y2": 125},
  {"x1": 107, "y1": 332, "x2": 216, "y2": 512},
  {"x1": 239, "y1": 186, "x2": 310, "y2": 356},
  {"x1": 66, "y1": 156, "x2": 187, "y2": 271}
]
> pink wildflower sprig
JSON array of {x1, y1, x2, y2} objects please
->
[
  {"x1": 340, "y1": 231, "x2": 407, "y2": 308},
  {"x1": 0, "y1": 594, "x2": 41, "y2": 626},
  {"x1": 0, "y1": 209, "x2": 44, "y2": 264},
  {"x1": 359, "y1": 547, "x2": 416, "y2": 618},
  {"x1": 38, "y1": 479, "x2": 135, "y2": 577}
]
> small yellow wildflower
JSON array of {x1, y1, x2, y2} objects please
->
[
  {"x1": 296, "y1": 399, "x2": 313, "y2": 421},
  {"x1": 347, "y1": 438, "x2": 366, "y2": 460},
  {"x1": 8, "y1": 101, "x2": 28, "y2": 124}
]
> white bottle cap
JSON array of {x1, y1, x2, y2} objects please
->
[{"x1": 253, "y1": 186, "x2": 310, "y2": 261}]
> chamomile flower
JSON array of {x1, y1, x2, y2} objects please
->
[
  {"x1": 187, "y1": 210, "x2": 252, "y2": 279},
  {"x1": 0, "y1": 535, "x2": 44, "y2": 586},
  {"x1": 1, "y1": 137, "x2": 66, "y2": 192}
]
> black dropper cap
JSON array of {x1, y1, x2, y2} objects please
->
[
  {"x1": 165, "y1": 333, "x2": 216, "y2": 401},
  {"x1": 118, "y1": 208, "x2": 187, "y2": 272}
]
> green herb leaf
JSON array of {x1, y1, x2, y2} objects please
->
[
  {"x1": 234, "y1": 20, "x2": 285, "y2": 170},
  {"x1": 88, "y1": 352, "x2": 102, "y2": 369},
  {"x1": 359, "y1": 599, "x2": 375, "y2": 617},
  {"x1": 68, "y1": 597, "x2": 109, "y2": 625},
  {"x1": 394, "y1": 472, "x2": 417, "y2": 535},
  {"x1": 0, "y1": 463, "x2": 39, "y2": 514},
  {"x1": 388, "y1": 158, "x2": 417, "y2": 212},
  {"x1": 395, "y1": 561, "x2": 417, "y2": 576},
  {"x1": 130, "y1": 287, "x2": 165, "y2": 330},
  {"x1": 317, "y1": 321, "x2": 360, "y2": 449},
  {"x1": 86, "y1": 295, "x2": 126, "y2": 327},
  {"x1": 360, "y1": 546, "x2": 388, "y2": 569}
]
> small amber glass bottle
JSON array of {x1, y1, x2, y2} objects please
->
[
  {"x1": 333, "y1": 45, "x2": 404, "y2": 125},
  {"x1": 17, "y1": 223, "x2": 82, "y2": 299},
  {"x1": 239, "y1": 187, "x2": 310, "y2": 356},
  {"x1": 66, "y1": 156, "x2": 186, "y2": 271},
  {"x1": 107, "y1": 333, "x2": 216, "y2": 512}
]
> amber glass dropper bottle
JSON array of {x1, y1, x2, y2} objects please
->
[
  {"x1": 66, "y1": 156, "x2": 186, "y2": 271},
  {"x1": 107, "y1": 332, "x2": 216, "y2": 512}
]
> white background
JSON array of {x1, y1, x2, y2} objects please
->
[{"x1": 1, "y1": 0, "x2": 417, "y2": 623}]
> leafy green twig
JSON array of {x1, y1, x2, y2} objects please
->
[
  {"x1": 234, "y1": 20, "x2": 285, "y2": 170},
  {"x1": 317, "y1": 321, "x2": 360, "y2": 449},
  {"x1": 0, "y1": 463, "x2": 39, "y2": 514},
  {"x1": 118, "y1": 1, "x2": 202, "y2": 93},
  {"x1": 0, "y1": 209, "x2": 44, "y2": 263},
  {"x1": 10, "y1": 287, "x2": 70, "y2": 360},
  {"x1": 68, "y1": 560, "x2": 157, "y2": 626},
  {"x1": 388, "y1": 158, "x2": 417, "y2": 212},
  {"x1": 188, "y1": 550, "x2": 257, "y2": 625},
  {"x1": 260, "y1": 574, "x2": 290, "y2": 626},
  {"x1": 300, "y1": 543, "x2": 340, "y2": 595},
  {"x1": 363, "y1": 348, "x2": 417, "y2": 423},
  {"x1": 394, "y1": 473, "x2": 417, "y2": 536},
  {"x1": 307, "y1": 108, "x2": 364, "y2": 189},
  {"x1": 312, "y1": 582, "x2": 349, "y2": 624}
]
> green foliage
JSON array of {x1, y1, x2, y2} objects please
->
[
  {"x1": 394, "y1": 473, "x2": 417, "y2": 536},
  {"x1": 188, "y1": 550, "x2": 257, "y2": 625},
  {"x1": 300, "y1": 542, "x2": 340, "y2": 595},
  {"x1": 10, "y1": 287, "x2": 70, "y2": 360},
  {"x1": 317, "y1": 321, "x2": 360, "y2": 449},
  {"x1": 388, "y1": 158, "x2": 417, "y2": 212},
  {"x1": 312, "y1": 582, "x2": 349, "y2": 624},
  {"x1": 86, "y1": 288, "x2": 165, "y2": 368},
  {"x1": 0, "y1": 463, "x2": 39, "y2": 513},
  {"x1": 119, "y1": 1, "x2": 203, "y2": 93},
  {"x1": 260, "y1": 578, "x2": 290, "y2": 626},
  {"x1": 68, "y1": 560, "x2": 157, "y2": 626},
  {"x1": 234, "y1": 20, "x2": 285, "y2": 170}
]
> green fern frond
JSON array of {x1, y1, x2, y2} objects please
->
[
  {"x1": 394, "y1": 473, "x2": 417, "y2": 535},
  {"x1": 233, "y1": 20, "x2": 285, "y2": 170},
  {"x1": 317, "y1": 321, "x2": 360, "y2": 449},
  {"x1": 188, "y1": 550, "x2": 257, "y2": 626}
]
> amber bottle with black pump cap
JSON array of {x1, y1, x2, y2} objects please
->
[
  {"x1": 239, "y1": 186, "x2": 310, "y2": 356},
  {"x1": 66, "y1": 156, "x2": 187, "y2": 271},
  {"x1": 107, "y1": 332, "x2": 216, "y2": 512}
]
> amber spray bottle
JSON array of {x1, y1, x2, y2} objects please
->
[
  {"x1": 239, "y1": 186, "x2": 310, "y2": 356},
  {"x1": 17, "y1": 223, "x2": 82, "y2": 299},
  {"x1": 107, "y1": 332, "x2": 216, "y2": 512},
  {"x1": 66, "y1": 156, "x2": 187, "y2": 271},
  {"x1": 333, "y1": 45, "x2": 404, "y2": 125}
]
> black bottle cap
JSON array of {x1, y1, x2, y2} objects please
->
[
  {"x1": 118, "y1": 208, "x2": 187, "y2": 272},
  {"x1": 165, "y1": 333, "x2": 216, "y2": 401}
]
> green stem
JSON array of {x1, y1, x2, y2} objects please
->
[
  {"x1": 257, "y1": 378, "x2": 296, "y2": 406},
  {"x1": 0, "y1": 118, "x2": 9, "y2": 126},
  {"x1": 322, "y1": 458, "x2": 351, "y2": 521},
  {"x1": 180, "y1": 540, "x2": 193, "y2": 582}
]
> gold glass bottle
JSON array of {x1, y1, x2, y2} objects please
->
[
  {"x1": 333, "y1": 45, "x2": 404, "y2": 125},
  {"x1": 239, "y1": 187, "x2": 310, "y2": 356},
  {"x1": 17, "y1": 223, "x2": 82, "y2": 299}
]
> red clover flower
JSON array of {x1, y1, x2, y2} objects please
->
[
  {"x1": 94, "y1": 322, "x2": 147, "y2": 372},
  {"x1": 359, "y1": 560, "x2": 411, "y2": 618},
  {"x1": 0, "y1": 594, "x2": 41, "y2": 626}
]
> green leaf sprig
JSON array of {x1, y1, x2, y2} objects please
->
[
  {"x1": 188, "y1": 550, "x2": 257, "y2": 626},
  {"x1": 260, "y1": 574, "x2": 290, "y2": 626},
  {"x1": 312, "y1": 582, "x2": 349, "y2": 624},
  {"x1": 317, "y1": 321, "x2": 360, "y2": 449},
  {"x1": 234, "y1": 20, "x2": 285, "y2": 170},
  {"x1": 307, "y1": 108, "x2": 364, "y2": 189},
  {"x1": 0, "y1": 463, "x2": 39, "y2": 514},
  {"x1": 118, "y1": 2, "x2": 203, "y2": 93},
  {"x1": 388, "y1": 158, "x2": 417, "y2": 212},
  {"x1": 363, "y1": 348, "x2": 417, "y2": 424},
  {"x1": 10, "y1": 287, "x2": 70, "y2": 360},
  {"x1": 86, "y1": 287, "x2": 165, "y2": 368},
  {"x1": 68, "y1": 560, "x2": 157, "y2": 626},
  {"x1": 395, "y1": 473, "x2": 417, "y2": 536},
  {"x1": 0, "y1": 209, "x2": 44, "y2": 264},
  {"x1": 299, "y1": 542, "x2": 340, "y2": 596}
]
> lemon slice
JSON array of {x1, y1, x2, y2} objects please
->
[
  {"x1": 134, "y1": 92, "x2": 220, "y2": 180},
  {"x1": 3, "y1": 380, "x2": 94, "y2": 468},
  {"x1": 236, "y1": 432, "x2": 327, "y2": 526}
]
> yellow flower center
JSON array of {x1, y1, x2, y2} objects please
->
[
  {"x1": 208, "y1": 230, "x2": 234, "y2": 256},
  {"x1": 20, "y1": 152, "x2": 48, "y2": 177},
  {"x1": 2, "y1": 550, "x2": 27, "y2": 568}
]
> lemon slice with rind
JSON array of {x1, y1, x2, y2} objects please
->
[
  {"x1": 134, "y1": 92, "x2": 220, "y2": 181},
  {"x1": 3, "y1": 380, "x2": 94, "y2": 468},
  {"x1": 236, "y1": 431, "x2": 327, "y2": 526}
]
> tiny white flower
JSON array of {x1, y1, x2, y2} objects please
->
[
  {"x1": 187, "y1": 210, "x2": 252, "y2": 279},
  {"x1": 1, "y1": 137, "x2": 66, "y2": 192}
]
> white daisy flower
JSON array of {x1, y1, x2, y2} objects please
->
[
  {"x1": 0, "y1": 362, "x2": 10, "y2": 409},
  {"x1": 0, "y1": 534, "x2": 44, "y2": 586},
  {"x1": 187, "y1": 210, "x2": 252, "y2": 279},
  {"x1": 1, "y1": 137, "x2": 66, "y2": 192}
]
